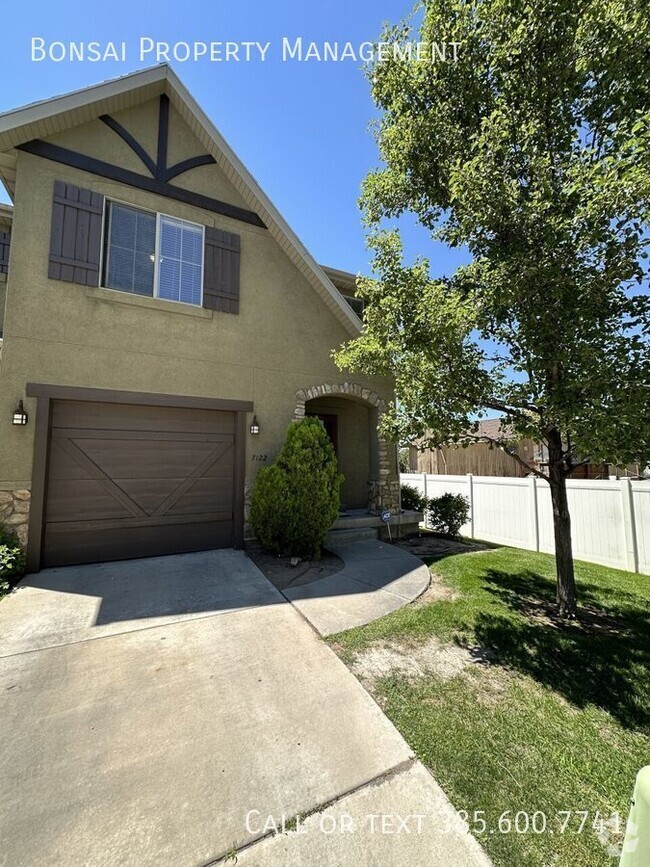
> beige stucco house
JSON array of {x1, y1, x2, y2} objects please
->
[{"x1": 0, "y1": 65, "x2": 402, "y2": 570}]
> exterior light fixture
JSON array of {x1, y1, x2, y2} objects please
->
[
  {"x1": 250, "y1": 415, "x2": 260, "y2": 435},
  {"x1": 12, "y1": 400, "x2": 28, "y2": 426}
]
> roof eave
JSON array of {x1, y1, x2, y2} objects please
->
[{"x1": 0, "y1": 65, "x2": 168, "y2": 148}]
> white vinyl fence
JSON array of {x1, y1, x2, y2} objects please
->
[{"x1": 401, "y1": 473, "x2": 650, "y2": 575}]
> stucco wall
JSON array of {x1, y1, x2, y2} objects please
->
[{"x1": 0, "y1": 98, "x2": 397, "y2": 510}]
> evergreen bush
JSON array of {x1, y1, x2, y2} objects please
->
[{"x1": 249, "y1": 418, "x2": 343, "y2": 557}]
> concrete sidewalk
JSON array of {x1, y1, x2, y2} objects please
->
[
  {"x1": 284, "y1": 540, "x2": 431, "y2": 636},
  {"x1": 0, "y1": 551, "x2": 488, "y2": 866},
  {"x1": 233, "y1": 761, "x2": 490, "y2": 867}
]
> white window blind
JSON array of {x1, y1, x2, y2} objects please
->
[{"x1": 157, "y1": 216, "x2": 204, "y2": 305}]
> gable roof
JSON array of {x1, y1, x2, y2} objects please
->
[{"x1": 0, "y1": 65, "x2": 362, "y2": 335}]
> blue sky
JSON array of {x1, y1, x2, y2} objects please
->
[{"x1": 0, "y1": 0, "x2": 469, "y2": 279}]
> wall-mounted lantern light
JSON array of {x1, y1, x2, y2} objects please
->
[
  {"x1": 12, "y1": 400, "x2": 28, "y2": 426},
  {"x1": 250, "y1": 415, "x2": 260, "y2": 435}
]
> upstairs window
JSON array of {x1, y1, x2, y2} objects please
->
[{"x1": 103, "y1": 202, "x2": 204, "y2": 306}]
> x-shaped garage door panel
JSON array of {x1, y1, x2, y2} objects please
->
[{"x1": 49, "y1": 433, "x2": 234, "y2": 522}]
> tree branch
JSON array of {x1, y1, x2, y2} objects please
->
[{"x1": 481, "y1": 399, "x2": 543, "y2": 417}]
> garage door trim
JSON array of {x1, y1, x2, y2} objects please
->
[
  {"x1": 26, "y1": 383, "x2": 254, "y2": 413},
  {"x1": 25, "y1": 383, "x2": 252, "y2": 572}
]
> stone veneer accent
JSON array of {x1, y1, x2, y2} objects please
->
[
  {"x1": 294, "y1": 382, "x2": 387, "y2": 416},
  {"x1": 0, "y1": 490, "x2": 30, "y2": 546},
  {"x1": 294, "y1": 383, "x2": 400, "y2": 514},
  {"x1": 368, "y1": 479, "x2": 401, "y2": 514}
]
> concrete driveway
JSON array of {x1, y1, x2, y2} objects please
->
[{"x1": 0, "y1": 551, "x2": 489, "y2": 866}]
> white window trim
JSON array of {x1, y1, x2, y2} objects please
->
[{"x1": 101, "y1": 198, "x2": 205, "y2": 308}]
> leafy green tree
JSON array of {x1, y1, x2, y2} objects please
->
[
  {"x1": 336, "y1": 0, "x2": 650, "y2": 617},
  {"x1": 249, "y1": 418, "x2": 343, "y2": 558}
]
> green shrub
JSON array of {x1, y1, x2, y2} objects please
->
[
  {"x1": 0, "y1": 525, "x2": 26, "y2": 596},
  {"x1": 248, "y1": 465, "x2": 292, "y2": 555},
  {"x1": 426, "y1": 493, "x2": 470, "y2": 537},
  {"x1": 249, "y1": 418, "x2": 343, "y2": 558},
  {"x1": 400, "y1": 483, "x2": 427, "y2": 513}
]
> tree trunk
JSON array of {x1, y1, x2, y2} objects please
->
[{"x1": 547, "y1": 429, "x2": 577, "y2": 618}]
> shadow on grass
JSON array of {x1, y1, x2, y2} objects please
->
[{"x1": 472, "y1": 569, "x2": 650, "y2": 732}]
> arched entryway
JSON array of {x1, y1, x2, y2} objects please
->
[
  {"x1": 305, "y1": 395, "x2": 374, "y2": 509},
  {"x1": 294, "y1": 383, "x2": 398, "y2": 514}
]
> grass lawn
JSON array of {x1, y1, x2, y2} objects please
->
[{"x1": 330, "y1": 545, "x2": 650, "y2": 867}]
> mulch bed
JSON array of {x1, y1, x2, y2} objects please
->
[
  {"x1": 396, "y1": 532, "x2": 493, "y2": 560},
  {"x1": 247, "y1": 548, "x2": 344, "y2": 592}
]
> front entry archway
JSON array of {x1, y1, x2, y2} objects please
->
[
  {"x1": 294, "y1": 383, "x2": 398, "y2": 514},
  {"x1": 306, "y1": 397, "x2": 371, "y2": 510}
]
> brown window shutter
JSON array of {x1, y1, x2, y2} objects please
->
[
  {"x1": 203, "y1": 226, "x2": 240, "y2": 314},
  {"x1": 0, "y1": 231, "x2": 10, "y2": 274},
  {"x1": 49, "y1": 181, "x2": 104, "y2": 286}
]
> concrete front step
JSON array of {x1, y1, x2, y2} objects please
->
[
  {"x1": 329, "y1": 510, "x2": 424, "y2": 544},
  {"x1": 333, "y1": 512, "x2": 383, "y2": 531},
  {"x1": 325, "y1": 526, "x2": 379, "y2": 546}
]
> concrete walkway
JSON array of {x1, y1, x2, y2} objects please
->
[
  {"x1": 0, "y1": 550, "x2": 487, "y2": 866},
  {"x1": 284, "y1": 540, "x2": 431, "y2": 636}
]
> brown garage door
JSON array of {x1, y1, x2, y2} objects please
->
[{"x1": 43, "y1": 399, "x2": 237, "y2": 567}]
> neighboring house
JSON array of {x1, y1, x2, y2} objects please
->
[
  {"x1": 0, "y1": 66, "x2": 400, "y2": 571},
  {"x1": 408, "y1": 419, "x2": 644, "y2": 479}
]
